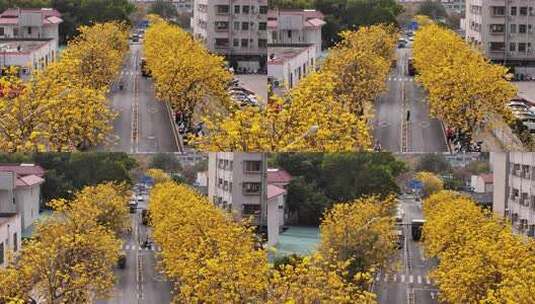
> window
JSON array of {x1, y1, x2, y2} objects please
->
[
  {"x1": 234, "y1": 5, "x2": 240, "y2": 14},
  {"x1": 241, "y1": 38, "x2": 248, "y2": 47},
  {"x1": 13, "y1": 28, "x2": 18, "y2": 37},
  {"x1": 244, "y1": 160, "x2": 262, "y2": 173},
  {"x1": 224, "y1": 180, "x2": 229, "y2": 191},
  {"x1": 243, "y1": 182, "x2": 261, "y2": 194},
  {"x1": 218, "y1": 159, "x2": 225, "y2": 168},
  {"x1": 215, "y1": 38, "x2": 229, "y2": 47},
  {"x1": 229, "y1": 161, "x2": 233, "y2": 170},
  {"x1": 234, "y1": 21, "x2": 240, "y2": 30},
  {"x1": 215, "y1": 21, "x2": 229, "y2": 31},
  {"x1": 243, "y1": 204, "x2": 261, "y2": 215},
  {"x1": 242, "y1": 22, "x2": 249, "y2": 30},
  {"x1": 510, "y1": 24, "x2": 517, "y2": 33},
  {"x1": 490, "y1": 24, "x2": 505, "y2": 33},
  {"x1": 489, "y1": 42, "x2": 505, "y2": 52},
  {"x1": 243, "y1": 5, "x2": 250, "y2": 14},
  {"x1": 287, "y1": 30, "x2": 292, "y2": 38},
  {"x1": 258, "y1": 22, "x2": 267, "y2": 31},
  {"x1": 218, "y1": 178, "x2": 223, "y2": 188},
  {"x1": 229, "y1": 182, "x2": 233, "y2": 192},
  {"x1": 233, "y1": 38, "x2": 239, "y2": 47},
  {"x1": 259, "y1": 6, "x2": 268, "y2": 14},
  {"x1": 510, "y1": 42, "x2": 516, "y2": 52},
  {"x1": 520, "y1": 7, "x2": 528, "y2": 16},
  {"x1": 0, "y1": 27, "x2": 4, "y2": 36},
  {"x1": 519, "y1": 24, "x2": 527, "y2": 33},
  {"x1": 511, "y1": 6, "x2": 517, "y2": 16},
  {"x1": 519, "y1": 42, "x2": 527, "y2": 52},
  {"x1": 27, "y1": 27, "x2": 32, "y2": 35},
  {"x1": 224, "y1": 159, "x2": 229, "y2": 169},
  {"x1": 0, "y1": 242, "x2": 3, "y2": 265},
  {"x1": 258, "y1": 39, "x2": 267, "y2": 48},
  {"x1": 216, "y1": 5, "x2": 230, "y2": 14}
]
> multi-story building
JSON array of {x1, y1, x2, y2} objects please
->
[
  {"x1": 465, "y1": 0, "x2": 535, "y2": 75},
  {"x1": 207, "y1": 153, "x2": 288, "y2": 245},
  {"x1": 0, "y1": 8, "x2": 62, "y2": 75},
  {"x1": 442, "y1": 0, "x2": 465, "y2": 13},
  {"x1": 0, "y1": 212, "x2": 21, "y2": 267},
  {"x1": 0, "y1": 164, "x2": 45, "y2": 230},
  {"x1": 492, "y1": 152, "x2": 535, "y2": 237},
  {"x1": 267, "y1": 9, "x2": 324, "y2": 59},
  {"x1": 192, "y1": 0, "x2": 268, "y2": 73},
  {"x1": 267, "y1": 9, "x2": 325, "y2": 93}
]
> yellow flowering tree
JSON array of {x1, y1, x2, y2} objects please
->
[
  {"x1": 423, "y1": 191, "x2": 535, "y2": 303},
  {"x1": 143, "y1": 17, "x2": 233, "y2": 115},
  {"x1": 415, "y1": 171, "x2": 443, "y2": 198},
  {"x1": 146, "y1": 168, "x2": 172, "y2": 184},
  {"x1": 413, "y1": 24, "x2": 517, "y2": 135}
]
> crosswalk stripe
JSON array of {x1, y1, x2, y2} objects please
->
[
  {"x1": 426, "y1": 277, "x2": 431, "y2": 285},
  {"x1": 409, "y1": 275, "x2": 414, "y2": 284},
  {"x1": 376, "y1": 276, "x2": 380, "y2": 282},
  {"x1": 393, "y1": 274, "x2": 397, "y2": 282},
  {"x1": 401, "y1": 274, "x2": 405, "y2": 282},
  {"x1": 417, "y1": 276, "x2": 422, "y2": 284},
  {"x1": 384, "y1": 274, "x2": 388, "y2": 282}
]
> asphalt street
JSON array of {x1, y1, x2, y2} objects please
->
[
  {"x1": 374, "y1": 45, "x2": 448, "y2": 153},
  {"x1": 100, "y1": 40, "x2": 179, "y2": 153},
  {"x1": 97, "y1": 191, "x2": 173, "y2": 304},
  {"x1": 375, "y1": 194, "x2": 439, "y2": 304}
]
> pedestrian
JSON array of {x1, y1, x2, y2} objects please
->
[
  {"x1": 374, "y1": 140, "x2": 383, "y2": 152},
  {"x1": 406, "y1": 110, "x2": 411, "y2": 122},
  {"x1": 175, "y1": 110, "x2": 182, "y2": 124},
  {"x1": 446, "y1": 127, "x2": 454, "y2": 142}
]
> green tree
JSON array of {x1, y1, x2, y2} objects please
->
[
  {"x1": 148, "y1": 0, "x2": 177, "y2": 19},
  {"x1": 286, "y1": 176, "x2": 330, "y2": 225},
  {"x1": 417, "y1": 0, "x2": 447, "y2": 20},
  {"x1": 149, "y1": 153, "x2": 182, "y2": 172},
  {"x1": 415, "y1": 153, "x2": 451, "y2": 174},
  {"x1": 50, "y1": 0, "x2": 135, "y2": 42}
]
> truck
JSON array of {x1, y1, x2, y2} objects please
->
[{"x1": 411, "y1": 219, "x2": 426, "y2": 241}]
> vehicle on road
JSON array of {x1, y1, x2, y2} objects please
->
[
  {"x1": 117, "y1": 252, "x2": 127, "y2": 269},
  {"x1": 142, "y1": 209, "x2": 150, "y2": 226},
  {"x1": 396, "y1": 229, "x2": 404, "y2": 249},
  {"x1": 411, "y1": 219, "x2": 426, "y2": 241},
  {"x1": 129, "y1": 200, "x2": 137, "y2": 213},
  {"x1": 141, "y1": 58, "x2": 151, "y2": 77},
  {"x1": 407, "y1": 58, "x2": 417, "y2": 76}
]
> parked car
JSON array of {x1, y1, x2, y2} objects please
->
[{"x1": 517, "y1": 114, "x2": 535, "y2": 132}]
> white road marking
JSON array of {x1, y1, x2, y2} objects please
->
[
  {"x1": 409, "y1": 275, "x2": 414, "y2": 284},
  {"x1": 426, "y1": 277, "x2": 432, "y2": 285},
  {"x1": 417, "y1": 275, "x2": 422, "y2": 284},
  {"x1": 384, "y1": 274, "x2": 389, "y2": 282},
  {"x1": 401, "y1": 274, "x2": 405, "y2": 282}
]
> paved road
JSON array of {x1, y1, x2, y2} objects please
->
[
  {"x1": 375, "y1": 195, "x2": 439, "y2": 304},
  {"x1": 100, "y1": 41, "x2": 179, "y2": 153},
  {"x1": 374, "y1": 45, "x2": 448, "y2": 153},
  {"x1": 97, "y1": 191, "x2": 173, "y2": 304}
]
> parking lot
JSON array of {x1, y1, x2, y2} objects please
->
[{"x1": 235, "y1": 74, "x2": 268, "y2": 105}]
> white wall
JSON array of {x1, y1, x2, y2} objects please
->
[
  {"x1": 0, "y1": 172, "x2": 15, "y2": 214},
  {"x1": 14, "y1": 184, "x2": 40, "y2": 230},
  {"x1": 0, "y1": 214, "x2": 21, "y2": 267}
]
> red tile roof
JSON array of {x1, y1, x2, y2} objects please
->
[
  {"x1": 17, "y1": 175, "x2": 45, "y2": 187},
  {"x1": 480, "y1": 173, "x2": 493, "y2": 184},
  {"x1": 0, "y1": 164, "x2": 45, "y2": 177},
  {"x1": 267, "y1": 168, "x2": 292, "y2": 184},
  {"x1": 267, "y1": 184, "x2": 286, "y2": 200},
  {"x1": 0, "y1": 8, "x2": 62, "y2": 25}
]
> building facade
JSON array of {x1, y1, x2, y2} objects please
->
[
  {"x1": 268, "y1": 43, "x2": 316, "y2": 91},
  {"x1": 492, "y1": 152, "x2": 535, "y2": 237},
  {"x1": 0, "y1": 8, "x2": 62, "y2": 74},
  {"x1": 192, "y1": 0, "x2": 268, "y2": 73},
  {"x1": 465, "y1": 0, "x2": 535, "y2": 74},
  {"x1": 207, "y1": 152, "x2": 267, "y2": 226},
  {"x1": 0, "y1": 164, "x2": 45, "y2": 230},
  {"x1": 0, "y1": 213, "x2": 21, "y2": 267}
]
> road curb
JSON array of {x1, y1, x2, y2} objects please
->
[{"x1": 164, "y1": 101, "x2": 184, "y2": 152}]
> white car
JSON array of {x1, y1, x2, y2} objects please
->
[{"x1": 136, "y1": 195, "x2": 144, "y2": 203}]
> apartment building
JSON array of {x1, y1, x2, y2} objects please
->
[
  {"x1": 0, "y1": 212, "x2": 21, "y2": 267},
  {"x1": 0, "y1": 8, "x2": 62, "y2": 74},
  {"x1": 465, "y1": 0, "x2": 535, "y2": 75},
  {"x1": 442, "y1": 0, "x2": 465, "y2": 13},
  {"x1": 0, "y1": 164, "x2": 45, "y2": 230},
  {"x1": 492, "y1": 152, "x2": 535, "y2": 237},
  {"x1": 208, "y1": 152, "x2": 267, "y2": 225},
  {"x1": 192, "y1": 0, "x2": 268, "y2": 73}
]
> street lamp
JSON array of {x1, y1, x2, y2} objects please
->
[{"x1": 282, "y1": 125, "x2": 319, "y2": 152}]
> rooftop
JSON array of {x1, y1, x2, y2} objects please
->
[
  {"x1": 267, "y1": 184, "x2": 286, "y2": 200},
  {"x1": 0, "y1": 163, "x2": 45, "y2": 177},
  {"x1": 268, "y1": 45, "x2": 314, "y2": 65},
  {"x1": 479, "y1": 173, "x2": 493, "y2": 184},
  {"x1": 0, "y1": 8, "x2": 62, "y2": 25},
  {"x1": 0, "y1": 39, "x2": 51, "y2": 54},
  {"x1": 267, "y1": 168, "x2": 293, "y2": 184},
  {"x1": 268, "y1": 9, "x2": 326, "y2": 29}
]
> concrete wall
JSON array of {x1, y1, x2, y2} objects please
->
[
  {"x1": 0, "y1": 214, "x2": 21, "y2": 267},
  {"x1": 0, "y1": 172, "x2": 15, "y2": 214},
  {"x1": 14, "y1": 184, "x2": 40, "y2": 230}
]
